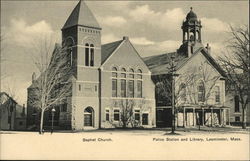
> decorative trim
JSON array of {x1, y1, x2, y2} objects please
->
[{"x1": 76, "y1": 80, "x2": 100, "y2": 84}]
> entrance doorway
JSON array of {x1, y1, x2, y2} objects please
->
[{"x1": 84, "y1": 107, "x2": 94, "y2": 127}]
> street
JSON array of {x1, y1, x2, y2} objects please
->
[{"x1": 0, "y1": 127, "x2": 249, "y2": 160}]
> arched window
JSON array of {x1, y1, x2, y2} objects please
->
[
  {"x1": 121, "y1": 68, "x2": 126, "y2": 97},
  {"x1": 90, "y1": 44, "x2": 94, "y2": 66},
  {"x1": 198, "y1": 81, "x2": 205, "y2": 102},
  {"x1": 137, "y1": 69, "x2": 142, "y2": 98},
  {"x1": 214, "y1": 86, "x2": 220, "y2": 103},
  {"x1": 179, "y1": 83, "x2": 187, "y2": 102},
  {"x1": 128, "y1": 68, "x2": 134, "y2": 97},
  {"x1": 112, "y1": 67, "x2": 118, "y2": 97},
  {"x1": 85, "y1": 43, "x2": 89, "y2": 66},
  {"x1": 66, "y1": 38, "x2": 74, "y2": 66}
]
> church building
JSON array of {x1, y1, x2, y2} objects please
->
[{"x1": 27, "y1": 0, "x2": 156, "y2": 130}]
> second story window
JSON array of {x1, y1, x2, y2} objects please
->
[
  {"x1": 90, "y1": 44, "x2": 94, "y2": 66},
  {"x1": 128, "y1": 69, "x2": 134, "y2": 97},
  {"x1": 85, "y1": 43, "x2": 94, "y2": 67},
  {"x1": 198, "y1": 81, "x2": 205, "y2": 102},
  {"x1": 121, "y1": 68, "x2": 126, "y2": 97},
  {"x1": 85, "y1": 43, "x2": 89, "y2": 66},
  {"x1": 179, "y1": 83, "x2": 187, "y2": 102},
  {"x1": 214, "y1": 86, "x2": 220, "y2": 103},
  {"x1": 112, "y1": 67, "x2": 118, "y2": 97},
  {"x1": 137, "y1": 69, "x2": 142, "y2": 98}
]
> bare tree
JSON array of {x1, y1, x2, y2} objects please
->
[
  {"x1": 109, "y1": 98, "x2": 148, "y2": 128},
  {"x1": 30, "y1": 38, "x2": 73, "y2": 134},
  {"x1": 218, "y1": 25, "x2": 249, "y2": 129}
]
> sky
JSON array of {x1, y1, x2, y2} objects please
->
[{"x1": 0, "y1": 0, "x2": 249, "y2": 105}]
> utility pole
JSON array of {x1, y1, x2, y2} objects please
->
[{"x1": 170, "y1": 55, "x2": 179, "y2": 134}]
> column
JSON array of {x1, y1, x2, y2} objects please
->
[
  {"x1": 220, "y1": 108, "x2": 222, "y2": 126},
  {"x1": 228, "y1": 108, "x2": 231, "y2": 126},
  {"x1": 183, "y1": 107, "x2": 186, "y2": 128},
  {"x1": 202, "y1": 108, "x2": 204, "y2": 126},
  {"x1": 193, "y1": 108, "x2": 195, "y2": 126},
  {"x1": 211, "y1": 108, "x2": 214, "y2": 127}
]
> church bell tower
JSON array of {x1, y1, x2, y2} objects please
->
[{"x1": 178, "y1": 7, "x2": 203, "y2": 57}]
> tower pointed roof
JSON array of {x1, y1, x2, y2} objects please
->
[{"x1": 62, "y1": 0, "x2": 101, "y2": 30}]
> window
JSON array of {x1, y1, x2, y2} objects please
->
[
  {"x1": 137, "y1": 80, "x2": 142, "y2": 98},
  {"x1": 112, "y1": 79, "x2": 117, "y2": 97},
  {"x1": 90, "y1": 44, "x2": 94, "y2": 66},
  {"x1": 235, "y1": 95, "x2": 240, "y2": 112},
  {"x1": 85, "y1": 43, "x2": 89, "y2": 66},
  {"x1": 198, "y1": 81, "x2": 205, "y2": 102},
  {"x1": 142, "y1": 113, "x2": 148, "y2": 125},
  {"x1": 79, "y1": 84, "x2": 81, "y2": 91},
  {"x1": 137, "y1": 69, "x2": 142, "y2": 79},
  {"x1": 134, "y1": 110, "x2": 140, "y2": 121},
  {"x1": 235, "y1": 116, "x2": 240, "y2": 122},
  {"x1": 61, "y1": 104, "x2": 67, "y2": 112},
  {"x1": 112, "y1": 67, "x2": 118, "y2": 97},
  {"x1": 85, "y1": 43, "x2": 94, "y2": 67},
  {"x1": 128, "y1": 80, "x2": 134, "y2": 97},
  {"x1": 121, "y1": 80, "x2": 126, "y2": 97},
  {"x1": 106, "y1": 109, "x2": 110, "y2": 121},
  {"x1": 215, "y1": 86, "x2": 220, "y2": 103},
  {"x1": 180, "y1": 83, "x2": 187, "y2": 102},
  {"x1": 129, "y1": 68, "x2": 134, "y2": 78},
  {"x1": 67, "y1": 47, "x2": 73, "y2": 66},
  {"x1": 114, "y1": 109, "x2": 120, "y2": 121},
  {"x1": 121, "y1": 68, "x2": 126, "y2": 78},
  {"x1": 19, "y1": 121, "x2": 23, "y2": 126}
]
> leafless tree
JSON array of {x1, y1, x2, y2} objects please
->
[
  {"x1": 30, "y1": 37, "x2": 73, "y2": 134},
  {"x1": 110, "y1": 98, "x2": 148, "y2": 128},
  {"x1": 218, "y1": 25, "x2": 249, "y2": 129}
]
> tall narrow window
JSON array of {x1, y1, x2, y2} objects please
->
[
  {"x1": 180, "y1": 83, "x2": 187, "y2": 102},
  {"x1": 112, "y1": 67, "x2": 118, "y2": 97},
  {"x1": 235, "y1": 95, "x2": 240, "y2": 112},
  {"x1": 90, "y1": 44, "x2": 94, "y2": 66},
  {"x1": 128, "y1": 69, "x2": 134, "y2": 97},
  {"x1": 85, "y1": 43, "x2": 89, "y2": 66},
  {"x1": 114, "y1": 109, "x2": 120, "y2": 121},
  {"x1": 121, "y1": 68, "x2": 126, "y2": 97},
  {"x1": 121, "y1": 80, "x2": 126, "y2": 97},
  {"x1": 215, "y1": 86, "x2": 220, "y2": 103},
  {"x1": 137, "y1": 69, "x2": 142, "y2": 98},
  {"x1": 198, "y1": 81, "x2": 205, "y2": 102}
]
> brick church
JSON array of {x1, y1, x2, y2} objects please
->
[
  {"x1": 27, "y1": 1, "x2": 228, "y2": 130},
  {"x1": 27, "y1": 0, "x2": 155, "y2": 130}
]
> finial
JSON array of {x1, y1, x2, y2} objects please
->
[{"x1": 190, "y1": 7, "x2": 193, "y2": 11}]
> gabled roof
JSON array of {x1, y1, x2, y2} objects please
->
[
  {"x1": 62, "y1": 0, "x2": 101, "y2": 30},
  {"x1": 101, "y1": 40, "x2": 123, "y2": 64},
  {"x1": 143, "y1": 47, "x2": 226, "y2": 77},
  {"x1": 143, "y1": 52, "x2": 188, "y2": 75}
]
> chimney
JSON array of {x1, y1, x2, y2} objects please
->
[
  {"x1": 123, "y1": 36, "x2": 129, "y2": 41},
  {"x1": 32, "y1": 72, "x2": 36, "y2": 83},
  {"x1": 206, "y1": 43, "x2": 211, "y2": 54}
]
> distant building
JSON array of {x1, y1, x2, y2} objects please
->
[
  {"x1": 27, "y1": 0, "x2": 156, "y2": 130},
  {"x1": 144, "y1": 8, "x2": 229, "y2": 128},
  {"x1": 0, "y1": 92, "x2": 26, "y2": 130}
]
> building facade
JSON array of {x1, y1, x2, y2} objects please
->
[
  {"x1": 0, "y1": 92, "x2": 26, "y2": 130},
  {"x1": 27, "y1": 0, "x2": 156, "y2": 130},
  {"x1": 144, "y1": 8, "x2": 229, "y2": 128}
]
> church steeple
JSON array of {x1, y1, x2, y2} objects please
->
[{"x1": 62, "y1": 0, "x2": 101, "y2": 30}]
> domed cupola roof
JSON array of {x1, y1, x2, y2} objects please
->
[{"x1": 186, "y1": 7, "x2": 198, "y2": 21}]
